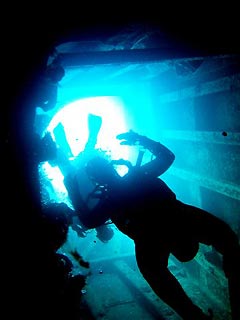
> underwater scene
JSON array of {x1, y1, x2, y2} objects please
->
[{"x1": 34, "y1": 37, "x2": 240, "y2": 320}]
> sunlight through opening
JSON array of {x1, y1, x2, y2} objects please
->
[{"x1": 40, "y1": 96, "x2": 131, "y2": 206}]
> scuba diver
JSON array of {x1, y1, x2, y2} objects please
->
[
  {"x1": 52, "y1": 113, "x2": 114, "y2": 243},
  {"x1": 72, "y1": 130, "x2": 240, "y2": 320}
]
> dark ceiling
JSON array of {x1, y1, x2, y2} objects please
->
[
  {"x1": 4, "y1": 7, "x2": 240, "y2": 113},
  {"x1": 51, "y1": 22, "x2": 239, "y2": 93}
]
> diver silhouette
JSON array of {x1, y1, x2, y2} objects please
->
[
  {"x1": 73, "y1": 130, "x2": 240, "y2": 320},
  {"x1": 52, "y1": 113, "x2": 114, "y2": 243}
]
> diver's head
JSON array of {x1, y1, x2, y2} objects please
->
[{"x1": 85, "y1": 156, "x2": 120, "y2": 186}]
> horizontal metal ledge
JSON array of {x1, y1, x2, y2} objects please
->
[
  {"x1": 168, "y1": 167, "x2": 240, "y2": 200},
  {"x1": 59, "y1": 48, "x2": 238, "y2": 67},
  {"x1": 161, "y1": 130, "x2": 240, "y2": 146}
]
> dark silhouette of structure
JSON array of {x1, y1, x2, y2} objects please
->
[
  {"x1": 72, "y1": 130, "x2": 240, "y2": 320},
  {"x1": 34, "y1": 202, "x2": 91, "y2": 319},
  {"x1": 34, "y1": 57, "x2": 65, "y2": 112}
]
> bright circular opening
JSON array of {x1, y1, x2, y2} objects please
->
[{"x1": 40, "y1": 96, "x2": 131, "y2": 206}]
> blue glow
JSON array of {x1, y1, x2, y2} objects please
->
[
  {"x1": 40, "y1": 96, "x2": 132, "y2": 205},
  {"x1": 47, "y1": 96, "x2": 129, "y2": 160}
]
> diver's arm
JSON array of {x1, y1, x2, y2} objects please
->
[
  {"x1": 80, "y1": 200, "x2": 112, "y2": 229},
  {"x1": 138, "y1": 134, "x2": 175, "y2": 176},
  {"x1": 64, "y1": 173, "x2": 89, "y2": 214},
  {"x1": 117, "y1": 130, "x2": 175, "y2": 176},
  {"x1": 64, "y1": 173, "x2": 111, "y2": 229}
]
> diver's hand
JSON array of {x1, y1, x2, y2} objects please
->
[{"x1": 116, "y1": 130, "x2": 142, "y2": 145}]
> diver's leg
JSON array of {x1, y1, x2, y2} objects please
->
[
  {"x1": 178, "y1": 202, "x2": 240, "y2": 320},
  {"x1": 135, "y1": 241, "x2": 211, "y2": 319}
]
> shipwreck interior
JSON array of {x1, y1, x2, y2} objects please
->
[{"x1": 11, "y1": 22, "x2": 240, "y2": 320}]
